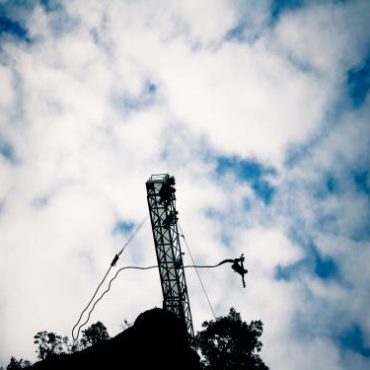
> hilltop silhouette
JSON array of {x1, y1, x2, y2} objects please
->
[
  {"x1": 30, "y1": 308, "x2": 201, "y2": 370},
  {"x1": 3, "y1": 307, "x2": 268, "y2": 369}
]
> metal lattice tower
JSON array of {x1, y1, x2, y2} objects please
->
[{"x1": 146, "y1": 174, "x2": 194, "y2": 337}]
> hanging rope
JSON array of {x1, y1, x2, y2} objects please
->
[
  {"x1": 72, "y1": 256, "x2": 239, "y2": 341},
  {"x1": 74, "y1": 265, "x2": 157, "y2": 341},
  {"x1": 71, "y1": 265, "x2": 113, "y2": 342},
  {"x1": 71, "y1": 215, "x2": 149, "y2": 342},
  {"x1": 72, "y1": 218, "x2": 243, "y2": 341}
]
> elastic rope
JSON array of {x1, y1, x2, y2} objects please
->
[
  {"x1": 71, "y1": 215, "x2": 148, "y2": 342},
  {"x1": 71, "y1": 265, "x2": 112, "y2": 341},
  {"x1": 74, "y1": 265, "x2": 158, "y2": 341},
  {"x1": 117, "y1": 216, "x2": 149, "y2": 257},
  {"x1": 74, "y1": 259, "x2": 233, "y2": 339}
]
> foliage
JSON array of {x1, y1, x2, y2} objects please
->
[
  {"x1": 33, "y1": 331, "x2": 69, "y2": 360},
  {"x1": 1, "y1": 320, "x2": 111, "y2": 368},
  {"x1": 31, "y1": 321, "x2": 111, "y2": 360},
  {"x1": 4, "y1": 311, "x2": 269, "y2": 370},
  {"x1": 80, "y1": 321, "x2": 110, "y2": 348},
  {"x1": 5, "y1": 357, "x2": 31, "y2": 369},
  {"x1": 194, "y1": 308, "x2": 269, "y2": 370}
]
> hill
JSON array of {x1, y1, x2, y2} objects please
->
[{"x1": 30, "y1": 308, "x2": 201, "y2": 370}]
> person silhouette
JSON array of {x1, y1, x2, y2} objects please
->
[{"x1": 231, "y1": 254, "x2": 248, "y2": 288}]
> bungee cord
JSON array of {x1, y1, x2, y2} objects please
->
[
  {"x1": 72, "y1": 259, "x2": 236, "y2": 340},
  {"x1": 72, "y1": 217, "x2": 245, "y2": 341},
  {"x1": 71, "y1": 215, "x2": 149, "y2": 342},
  {"x1": 74, "y1": 265, "x2": 158, "y2": 341}
]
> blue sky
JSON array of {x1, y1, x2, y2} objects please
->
[
  {"x1": 215, "y1": 155, "x2": 276, "y2": 204},
  {"x1": 0, "y1": 0, "x2": 369, "y2": 369},
  {"x1": 347, "y1": 51, "x2": 370, "y2": 107}
]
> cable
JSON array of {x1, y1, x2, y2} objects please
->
[
  {"x1": 74, "y1": 265, "x2": 158, "y2": 341},
  {"x1": 178, "y1": 224, "x2": 217, "y2": 320},
  {"x1": 74, "y1": 258, "x2": 234, "y2": 339},
  {"x1": 117, "y1": 216, "x2": 149, "y2": 257},
  {"x1": 71, "y1": 215, "x2": 149, "y2": 342},
  {"x1": 71, "y1": 265, "x2": 113, "y2": 341},
  {"x1": 183, "y1": 261, "x2": 234, "y2": 269}
]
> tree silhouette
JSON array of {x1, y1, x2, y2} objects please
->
[
  {"x1": 3, "y1": 357, "x2": 31, "y2": 369},
  {"x1": 0, "y1": 321, "x2": 112, "y2": 368},
  {"x1": 2, "y1": 310, "x2": 268, "y2": 370},
  {"x1": 194, "y1": 308, "x2": 269, "y2": 370},
  {"x1": 33, "y1": 331, "x2": 69, "y2": 360},
  {"x1": 79, "y1": 321, "x2": 110, "y2": 349},
  {"x1": 31, "y1": 321, "x2": 110, "y2": 359}
]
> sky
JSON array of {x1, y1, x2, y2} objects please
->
[{"x1": 0, "y1": 0, "x2": 369, "y2": 368}]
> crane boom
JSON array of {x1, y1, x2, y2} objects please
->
[{"x1": 146, "y1": 174, "x2": 194, "y2": 337}]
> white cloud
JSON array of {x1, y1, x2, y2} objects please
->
[
  {"x1": 273, "y1": 0, "x2": 370, "y2": 76},
  {"x1": 0, "y1": 65, "x2": 15, "y2": 111}
]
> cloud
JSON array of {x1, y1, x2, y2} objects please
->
[
  {"x1": 0, "y1": 0, "x2": 369, "y2": 369},
  {"x1": 272, "y1": 0, "x2": 370, "y2": 76}
]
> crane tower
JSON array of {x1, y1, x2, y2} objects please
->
[{"x1": 146, "y1": 174, "x2": 194, "y2": 337}]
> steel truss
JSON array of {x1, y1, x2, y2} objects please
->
[{"x1": 146, "y1": 174, "x2": 194, "y2": 337}]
